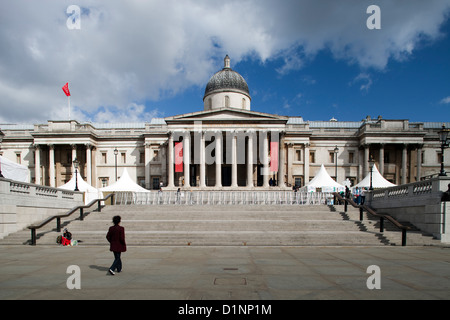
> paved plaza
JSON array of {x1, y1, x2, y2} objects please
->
[{"x1": 0, "y1": 244, "x2": 449, "y2": 301}]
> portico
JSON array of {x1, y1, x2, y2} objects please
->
[{"x1": 164, "y1": 108, "x2": 288, "y2": 190}]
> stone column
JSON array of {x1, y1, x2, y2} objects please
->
[
  {"x1": 416, "y1": 145, "x2": 422, "y2": 182},
  {"x1": 167, "y1": 133, "x2": 175, "y2": 188},
  {"x1": 304, "y1": 143, "x2": 310, "y2": 186},
  {"x1": 402, "y1": 144, "x2": 408, "y2": 184},
  {"x1": 247, "y1": 131, "x2": 254, "y2": 188},
  {"x1": 34, "y1": 145, "x2": 41, "y2": 185},
  {"x1": 215, "y1": 131, "x2": 222, "y2": 188},
  {"x1": 49, "y1": 144, "x2": 55, "y2": 187},
  {"x1": 278, "y1": 132, "x2": 286, "y2": 187},
  {"x1": 379, "y1": 144, "x2": 385, "y2": 176},
  {"x1": 231, "y1": 132, "x2": 238, "y2": 188},
  {"x1": 199, "y1": 131, "x2": 206, "y2": 188},
  {"x1": 184, "y1": 131, "x2": 190, "y2": 187},
  {"x1": 71, "y1": 144, "x2": 77, "y2": 167},
  {"x1": 364, "y1": 144, "x2": 370, "y2": 176},
  {"x1": 86, "y1": 144, "x2": 92, "y2": 185},
  {"x1": 262, "y1": 131, "x2": 269, "y2": 187},
  {"x1": 145, "y1": 143, "x2": 151, "y2": 189}
]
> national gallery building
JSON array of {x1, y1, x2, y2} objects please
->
[{"x1": 0, "y1": 56, "x2": 448, "y2": 190}]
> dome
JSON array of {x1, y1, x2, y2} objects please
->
[{"x1": 204, "y1": 55, "x2": 250, "y2": 100}]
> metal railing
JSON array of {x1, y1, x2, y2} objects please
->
[
  {"x1": 27, "y1": 194, "x2": 115, "y2": 246},
  {"x1": 334, "y1": 192, "x2": 410, "y2": 246},
  {"x1": 113, "y1": 191, "x2": 335, "y2": 206}
]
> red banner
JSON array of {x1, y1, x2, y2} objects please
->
[
  {"x1": 62, "y1": 82, "x2": 71, "y2": 97},
  {"x1": 270, "y1": 142, "x2": 278, "y2": 172},
  {"x1": 175, "y1": 142, "x2": 183, "y2": 172}
]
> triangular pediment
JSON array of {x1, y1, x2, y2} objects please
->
[{"x1": 165, "y1": 108, "x2": 288, "y2": 123}]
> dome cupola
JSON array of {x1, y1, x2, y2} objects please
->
[{"x1": 203, "y1": 55, "x2": 251, "y2": 111}]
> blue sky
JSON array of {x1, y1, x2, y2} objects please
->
[
  {"x1": 155, "y1": 18, "x2": 450, "y2": 123},
  {"x1": 0, "y1": 1, "x2": 449, "y2": 124}
]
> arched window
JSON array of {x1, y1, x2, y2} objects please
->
[
  {"x1": 208, "y1": 98, "x2": 212, "y2": 110},
  {"x1": 225, "y1": 96, "x2": 230, "y2": 108}
]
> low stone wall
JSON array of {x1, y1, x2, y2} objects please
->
[
  {"x1": 0, "y1": 178, "x2": 84, "y2": 239},
  {"x1": 369, "y1": 177, "x2": 450, "y2": 242}
]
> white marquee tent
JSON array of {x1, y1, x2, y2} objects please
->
[
  {"x1": 100, "y1": 168, "x2": 149, "y2": 192},
  {"x1": 353, "y1": 164, "x2": 396, "y2": 189},
  {"x1": 303, "y1": 164, "x2": 345, "y2": 192},
  {"x1": 0, "y1": 155, "x2": 28, "y2": 182},
  {"x1": 59, "y1": 171, "x2": 103, "y2": 204}
]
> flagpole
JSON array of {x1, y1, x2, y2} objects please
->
[{"x1": 68, "y1": 96, "x2": 71, "y2": 120}]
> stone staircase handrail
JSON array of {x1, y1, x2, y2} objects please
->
[
  {"x1": 334, "y1": 192, "x2": 410, "y2": 246},
  {"x1": 27, "y1": 193, "x2": 115, "y2": 246}
]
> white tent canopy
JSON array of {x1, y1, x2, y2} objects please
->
[
  {"x1": 59, "y1": 171, "x2": 104, "y2": 204},
  {"x1": 100, "y1": 168, "x2": 149, "y2": 192},
  {"x1": 353, "y1": 164, "x2": 396, "y2": 189},
  {"x1": 0, "y1": 155, "x2": 28, "y2": 182},
  {"x1": 303, "y1": 164, "x2": 345, "y2": 192}
]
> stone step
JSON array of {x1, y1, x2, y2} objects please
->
[{"x1": 0, "y1": 204, "x2": 440, "y2": 247}]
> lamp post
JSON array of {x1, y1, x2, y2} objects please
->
[
  {"x1": 334, "y1": 145, "x2": 339, "y2": 182},
  {"x1": 114, "y1": 148, "x2": 118, "y2": 181},
  {"x1": 368, "y1": 154, "x2": 375, "y2": 191},
  {"x1": 439, "y1": 124, "x2": 450, "y2": 176},
  {"x1": 73, "y1": 158, "x2": 79, "y2": 191}
]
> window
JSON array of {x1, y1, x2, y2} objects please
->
[
  {"x1": 348, "y1": 152, "x2": 354, "y2": 164},
  {"x1": 16, "y1": 153, "x2": 21, "y2": 164},
  {"x1": 121, "y1": 152, "x2": 126, "y2": 164},
  {"x1": 208, "y1": 98, "x2": 212, "y2": 109},
  {"x1": 139, "y1": 152, "x2": 145, "y2": 164},
  {"x1": 296, "y1": 150, "x2": 302, "y2": 161},
  {"x1": 225, "y1": 96, "x2": 230, "y2": 108},
  {"x1": 329, "y1": 152, "x2": 335, "y2": 163},
  {"x1": 438, "y1": 152, "x2": 443, "y2": 164},
  {"x1": 309, "y1": 151, "x2": 315, "y2": 163},
  {"x1": 101, "y1": 152, "x2": 107, "y2": 164},
  {"x1": 242, "y1": 98, "x2": 246, "y2": 109},
  {"x1": 421, "y1": 151, "x2": 425, "y2": 164},
  {"x1": 295, "y1": 177, "x2": 302, "y2": 187},
  {"x1": 384, "y1": 151, "x2": 390, "y2": 164}
]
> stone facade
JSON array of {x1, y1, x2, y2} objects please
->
[{"x1": 0, "y1": 57, "x2": 448, "y2": 190}]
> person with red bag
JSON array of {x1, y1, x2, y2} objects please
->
[{"x1": 106, "y1": 216, "x2": 126, "y2": 275}]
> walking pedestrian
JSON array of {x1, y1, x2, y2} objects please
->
[{"x1": 106, "y1": 215, "x2": 126, "y2": 275}]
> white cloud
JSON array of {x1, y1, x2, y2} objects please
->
[
  {"x1": 440, "y1": 96, "x2": 450, "y2": 104},
  {"x1": 0, "y1": 0, "x2": 449, "y2": 123},
  {"x1": 350, "y1": 73, "x2": 373, "y2": 92}
]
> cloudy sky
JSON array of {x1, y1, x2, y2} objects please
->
[{"x1": 1, "y1": 0, "x2": 449, "y2": 124}]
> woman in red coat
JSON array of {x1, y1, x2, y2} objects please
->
[{"x1": 106, "y1": 215, "x2": 126, "y2": 275}]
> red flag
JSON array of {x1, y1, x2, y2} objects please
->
[
  {"x1": 175, "y1": 142, "x2": 183, "y2": 172},
  {"x1": 62, "y1": 82, "x2": 71, "y2": 97},
  {"x1": 270, "y1": 142, "x2": 278, "y2": 172}
]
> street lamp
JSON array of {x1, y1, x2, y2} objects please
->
[
  {"x1": 73, "y1": 158, "x2": 79, "y2": 191},
  {"x1": 368, "y1": 154, "x2": 375, "y2": 191},
  {"x1": 439, "y1": 124, "x2": 450, "y2": 176},
  {"x1": 114, "y1": 148, "x2": 118, "y2": 181},
  {"x1": 334, "y1": 146, "x2": 339, "y2": 182}
]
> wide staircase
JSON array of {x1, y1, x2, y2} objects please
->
[{"x1": 0, "y1": 204, "x2": 440, "y2": 246}]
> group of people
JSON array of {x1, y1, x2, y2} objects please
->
[
  {"x1": 343, "y1": 186, "x2": 367, "y2": 205},
  {"x1": 57, "y1": 228, "x2": 78, "y2": 246}
]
